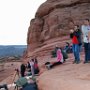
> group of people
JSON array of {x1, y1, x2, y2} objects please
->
[
  {"x1": 20, "y1": 58, "x2": 39, "y2": 77},
  {"x1": 70, "y1": 19, "x2": 90, "y2": 64},
  {"x1": 21, "y1": 19, "x2": 90, "y2": 73},
  {"x1": 46, "y1": 47, "x2": 68, "y2": 69},
  {"x1": 46, "y1": 19, "x2": 90, "y2": 69}
]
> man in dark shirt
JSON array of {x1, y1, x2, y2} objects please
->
[{"x1": 70, "y1": 25, "x2": 81, "y2": 64}]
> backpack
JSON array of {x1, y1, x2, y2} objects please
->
[
  {"x1": 61, "y1": 50, "x2": 68, "y2": 59},
  {"x1": 77, "y1": 29, "x2": 82, "y2": 46},
  {"x1": 15, "y1": 77, "x2": 28, "y2": 87}
]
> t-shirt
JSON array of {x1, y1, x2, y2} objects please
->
[
  {"x1": 57, "y1": 49, "x2": 63, "y2": 62},
  {"x1": 34, "y1": 63, "x2": 38, "y2": 69},
  {"x1": 72, "y1": 36, "x2": 79, "y2": 44},
  {"x1": 81, "y1": 25, "x2": 90, "y2": 43},
  {"x1": 30, "y1": 61, "x2": 34, "y2": 67}
]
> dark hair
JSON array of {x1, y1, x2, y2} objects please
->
[
  {"x1": 31, "y1": 59, "x2": 34, "y2": 62},
  {"x1": 75, "y1": 25, "x2": 79, "y2": 28},
  {"x1": 59, "y1": 47, "x2": 62, "y2": 50},
  {"x1": 66, "y1": 42, "x2": 70, "y2": 46},
  {"x1": 85, "y1": 19, "x2": 89, "y2": 22},
  {"x1": 35, "y1": 58, "x2": 38, "y2": 63}
]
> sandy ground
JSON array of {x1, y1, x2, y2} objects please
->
[{"x1": 0, "y1": 62, "x2": 21, "y2": 89}]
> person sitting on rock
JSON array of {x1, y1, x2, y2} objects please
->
[
  {"x1": 63, "y1": 42, "x2": 73, "y2": 53},
  {"x1": 51, "y1": 45, "x2": 59, "y2": 58},
  {"x1": 46, "y1": 48, "x2": 63, "y2": 69},
  {"x1": 27, "y1": 61, "x2": 31, "y2": 72},
  {"x1": 34, "y1": 58, "x2": 40, "y2": 74},
  {"x1": 30, "y1": 59, "x2": 35, "y2": 77}
]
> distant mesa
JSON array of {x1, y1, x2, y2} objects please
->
[{"x1": 0, "y1": 45, "x2": 27, "y2": 57}]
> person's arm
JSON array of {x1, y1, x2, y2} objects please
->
[
  {"x1": 70, "y1": 29, "x2": 74, "y2": 38},
  {"x1": 74, "y1": 29, "x2": 80, "y2": 37},
  {"x1": 81, "y1": 25, "x2": 85, "y2": 37},
  {"x1": 88, "y1": 30, "x2": 90, "y2": 42},
  {"x1": 81, "y1": 25, "x2": 84, "y2": 41},
  {"x1": 70, "y1": 33, "x2": 74, "y2": 38}
]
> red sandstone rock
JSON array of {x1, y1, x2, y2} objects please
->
[
  {"x1": 26, "y1": 0, "x2": 90, "y2": 57},
  {"x1": 37, "y1": 53, "x2": 90, "y2": 90}
]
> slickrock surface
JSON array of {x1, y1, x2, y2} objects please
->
[{"x1": 38, "y1": 53, "x2": 90, "y2": 90}]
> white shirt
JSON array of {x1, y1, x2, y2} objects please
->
[
  {"x1": 81, "y1": 25, "x2": 90, "y2": 43},
  {"x1": 30, "y1": 61, "x2": 34, "y2": 67}
]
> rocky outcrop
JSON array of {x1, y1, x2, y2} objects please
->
[
  {"x1": 37, "y1": 54, "x2": 90, "y2": 90},
  {"x1": 26, "y1": 0, "x2": 90, "y2": 57}
]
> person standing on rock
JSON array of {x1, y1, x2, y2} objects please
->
[
  {"x1": 70, "y1": 25, "x2": 81, "y2": 64},
  {"x1": 20, "y1": 61, "x2": 26, "y2": 77},
  {"x1": 30, "y1": 59, "x2": 35, "y2": 77},
  {"x1": 81, "y1": 19, "x2": 90, "y2": 63},
  {"x1": 34, "y1": 58, "x2": 40, "y2": 74}
]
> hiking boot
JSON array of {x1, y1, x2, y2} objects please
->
[
  {"x1": 83, "y1": 61, "x2": 89, "y2": 64},
  {"x1": 88, "y1": 61, "x2": 90, "y2": 63},
  {"x1": 73, "y1": 60, "x2": 76, "y2": 64},
  {"x1": 63, "y1": 59, "x2": 66, "y2": 63},
  {"x1": 76, "y1": 61, "x2": 80, "y2": 64},
  {"x1": 46, "y1": 65, "x2": 51, "y2": 70}
]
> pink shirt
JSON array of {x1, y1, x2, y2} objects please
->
[{"x1": 57, "y1": 49, "x2": 63, "y2": 62}]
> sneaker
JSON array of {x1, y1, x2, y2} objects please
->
[
  {"x1": 76, "y1": 61, "x2": 80, "y2": 64},
  {"x1": 83, "y1": 61, "x2": 89, "y2": 64},
  {"x1": 63, "y1": 59, "x2": 66, "y2": 63},
  {"x1": 46, "y1": 64, "x2": 51, "y2": 70},
  {"x1": 73, "y1": 60, "x2": 76, "y2": 64},
  {"x1": 88, "y1": 61, "x2": 90, "y2": 63}
]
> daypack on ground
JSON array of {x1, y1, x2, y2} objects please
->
[
  {"x1": 15, "y1": 77, "x2": 28, "y2": 87},
  {"x1": 61, "y1": 50, "x2": 68, "y2": 59}
]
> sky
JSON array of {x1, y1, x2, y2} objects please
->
[{"x1": 0, "y1": 0, "x2": 46, "y2": 45}]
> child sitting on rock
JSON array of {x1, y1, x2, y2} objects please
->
[{"x1": 45, "y1": 48, "x2": 63, "y2": 69}]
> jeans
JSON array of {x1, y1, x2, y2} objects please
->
[
  {"x1": 79, "y1": 45, "x2": 82, "y2": 52},
  {"x1": 72, "y1": 44, "x2": 80, "y2": 62},
  {"x1": 84, "y1": 43, "x2": 90, "y2": 62},
  {"x1": 50, "y1": 62, "x2": 62, "y2": 68}
]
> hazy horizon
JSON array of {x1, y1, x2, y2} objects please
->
[
  {"x1": 0, "y1": 44, "x2": 26, "y2": 46},
  {"x1": 0, "y1": 0, "x2": 46, "y2": 45}
]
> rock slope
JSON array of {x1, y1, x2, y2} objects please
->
[
  {"x1": 26, "y1": 0, "x2": 90, "y2": 57},
  {"x1": 38, "y1": 53, "x2": 90, "y2": 90}
]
